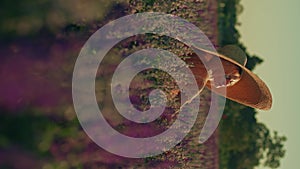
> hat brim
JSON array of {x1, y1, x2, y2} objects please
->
[{"x1": 192, "y1": 47, "x2": 272, "y2": 110}]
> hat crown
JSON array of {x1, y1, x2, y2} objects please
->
[{"x1": 218, "y1": 45, "x2": 247, "y2": 66}]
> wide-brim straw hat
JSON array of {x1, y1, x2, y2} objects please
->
[{"x1": 192, "y1": 45, "x2": 272, "y2": 110}]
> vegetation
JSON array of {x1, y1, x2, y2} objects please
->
[
  {"x1": 0, "y1": 0, "x2": 286, "y2": 169},
  {"x1": 218, "y1": 0, "x2": 286, "y2": 168}
]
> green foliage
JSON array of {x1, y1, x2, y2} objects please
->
[
  {"x1": 263, "y1": 131, "x2": 287, "y2": 168},
  {"x1": 217, "y1": 0, "x2": 286, "y2": 169},
  {"x1": 0, "y1": 109, "x2": 55, "y2": 154},
  {"x1": 0, "y1": 0, "x2": 121, "y2": 39},
  {"x1": 219, "y1": 103, "x2": 286, "y2": 169},
  {"x1": 218, "y1": 0, "x2": 241, "y2": 45},
  {"x1": 0, "y1": 108, "x2": 80, "y2": 157}
]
